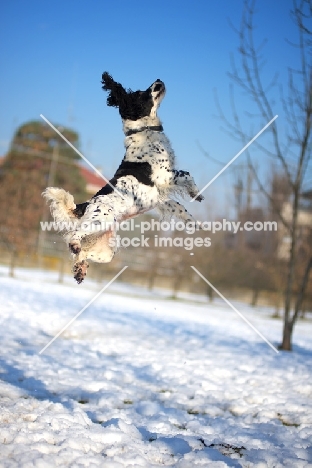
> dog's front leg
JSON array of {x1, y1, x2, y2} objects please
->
[
  {"x1": 170, "y1": 170, "x2": 204, "y2": 201},
  {"x1": 157, "y1": 199, "x2": 201, "y2": 227}
]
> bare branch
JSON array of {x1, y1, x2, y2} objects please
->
[
  {"x1": 246, "y1": 156, "x2": 292, "y2": 231},
  {"x1": 196, "y1": 141, "x2": 226, "y2": 166}
]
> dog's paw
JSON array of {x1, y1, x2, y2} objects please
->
[
  {"x1": 191, "y1": 193, "x2": 204, "y2": 202},
  {"x1": 73, "y1": 260, "x2": 89, "y2": 284},
  {"x1": 69, "y1": 241, "x2": 81, "y2": 255}
]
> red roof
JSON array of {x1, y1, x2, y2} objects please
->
[
  {"x1": 79, "y1": 166, "x2": 106, "y2": 190},
  {"x1": 0, "y1": 155, "x2": 106, "y2": 192}
]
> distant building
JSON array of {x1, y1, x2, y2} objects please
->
[
  {"x1": 0, "y1": 155, "x2": 106, "y2": 196},
  {"x1": 224, "y1": 206, "x2": 274, "y2": 253},
  {"x1": 79, "y1": 165, "x2": 105, "y2": 195},
  {"x1": 277, "y1": 190, "x2": 312, "y2": 259}
]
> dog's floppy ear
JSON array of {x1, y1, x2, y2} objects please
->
[{"x1": 102, "y1": 72, "x2": 127, "y2": 108}]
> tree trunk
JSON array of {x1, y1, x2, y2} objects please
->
[
  {"x1": 292, "y1": 256, "x2": 312, "y2": 324},
  {"x1": 207, "y1": 285, "x2": 213, "y2": 302},
  {"x1": 251, "y1": 288, "x2": 259, "y2": 307},
  {"x1": 280, "y1": 189, "x2": 299, "y2": 350},
  {"x1": 58, "y1": 256, "x2": 65, "y2": 284},
  {"x1": 148, "y1": 268, "x2": 156, "y2": 291},
  {"x1": 9, "y1": 249, "x2": 16, "y2": 278},
  {"x1": 279, "y1": 320, "x2": 293, "y2": 351}
]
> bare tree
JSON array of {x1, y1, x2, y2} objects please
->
[{"x1": 216, "y1": 0, "x2": 311, "y2": 350}]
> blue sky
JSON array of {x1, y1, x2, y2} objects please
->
[{"x1": 0, "y1": 0, "x2": 300, "y2": 214}]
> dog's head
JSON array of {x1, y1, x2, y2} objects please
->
[{"x1": 102, "y1": 72, "x2": 165, "y2": 121}]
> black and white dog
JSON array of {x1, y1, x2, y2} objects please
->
[{"x1": 43, "y1": 72, "x2": 203, "y2": 283}]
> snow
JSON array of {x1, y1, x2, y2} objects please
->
[{"x1": 0, "y1": 267, "x2": 312, "y2": 467}]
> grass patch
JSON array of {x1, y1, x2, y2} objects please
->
[
  {"x1": 173, "y1": 423, "x2": 187, "y2": 430},
  {"x1": 187, "y1": 409, "x2": 199, "y2": 415},
  {"x1": 209, "y1": 443, "x2": 246, "y2": 458},
  {"x1": 277, "y1": 413, "x2": 300, "y2": 427}
]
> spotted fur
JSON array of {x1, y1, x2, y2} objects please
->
[{"x1": 43, "y1": 72, "x2": 203, "y2": 283}]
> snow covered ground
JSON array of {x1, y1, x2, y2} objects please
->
[{"x1": 0, "y1": 267, "x2": 312, "y2": 467}]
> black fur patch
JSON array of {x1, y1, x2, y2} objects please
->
[
  {"x1": 153, "y1": 83, "x2": 162, "y2": 92},
  {"x1": 114, "y1": 161, "x2": 154, "y2": 186},
  {"x1": 93, "y1": 181, "x2": 116, "y2": 197},
  {"x1": 93, "y1": 161, "x2": 154, "y2": 198},
  {"x1": 73, "y1": 202, "x2": 89, "y2": 218},
  {"x1": 73, "y1": 161, "x2": 155, "y2": 217}
]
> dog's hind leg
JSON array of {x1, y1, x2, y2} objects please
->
[
  {"x1": 73, "y1": 260, "x2": 89, "y2": 284},
  {"x1": 68, "y1": 213, "x2": 116, "y2": 255},
  {"x1": 67, "y1": 189, "x2": 130, "y2": 255},
  {"x1": 72, "y1": 251, "x2": 89, "y2": 284}
]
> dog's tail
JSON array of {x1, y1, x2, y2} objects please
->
[{"x1": 42, "y1": 187, "x2": 76, "y2": 225}]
